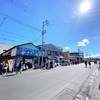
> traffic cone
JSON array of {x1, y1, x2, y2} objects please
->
[{"x1": 99, "y1": 83, "x2": 100, "y2": 89}]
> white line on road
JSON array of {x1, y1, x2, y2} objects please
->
[
  {"x1": 66, "y1": 70, "x2": 89, "y2": 86},
  {"x1": 53, "y1": 70, "x2": 89, "y2": 100},
  {"x1": 86, "y1": 97, "x2": 89, "y2": 100}
]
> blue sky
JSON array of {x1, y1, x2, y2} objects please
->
[{"x1": 0, "y1": 0, "x2": 100, "y2": 58}]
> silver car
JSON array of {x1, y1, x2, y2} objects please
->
[{"x1": 61, "y1": 60, "x2": 70, "y2": 66}]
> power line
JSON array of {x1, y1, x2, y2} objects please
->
[
  {"x1": 6, "y1": 0, "x2": 45, "y2": 21},
  {"x1": 0, "y1": 29, "x2": 35, "y2": 40},
  {"x1": 0, "y1": 29, "x2": 42, "y2": 43},
  {"x1": 0, "y1": 36, "x2": 18, "y2": 42},
  {"x1": 0, "y1": 12, "x2": 41, "y2": 32},
  {"x1": 32, "y1": 35, "x2": 42, "y2": 43},
  {"x1": 0, "y1": 17, "x2": 6, "y2": 27},
  {"x1": 0, "y1": 31, "x2": 26, "y2": 42},
  {"x1": 0, "y1": 29, "x2": 42, "y2": 44}
]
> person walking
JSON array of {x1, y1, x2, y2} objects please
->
[
  {"x1": 88, "y1": 61, "x2": 91, "y2": 68},
  {"x1": 84, "y1": 61, "x2": 87, "y2": 68},
  {"x1": 46, "y1": 59, "x2": 49, "y2": 69},
  {"x1": 16, "y1": 61, "x2": 22, "y2": 74},
  {"x1": 2, "y1": 61, "x2": 9, "y2": 76},
  {"x1": 0, "y1": 62, "x2": 3, "y2": 75},
  {"x1": 98, "y1": 61, "x2": 100, "y2": 70},
  {"x1": 50, "y1": 60, "x2": 53, "y2": 69}
]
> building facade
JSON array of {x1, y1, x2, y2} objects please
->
[
  {"x1": 37, "y1": 44, "x2": 63, "y2": 64},
  {"x1": 62, "y1": 51, "x2": 70, "y2": 60},
  {"x1": 63, "y1": 51, "x2": 84, "y2": 64},
  {"x1": 1, "y1": 42, "x2": 41, "y2": 70},
  {"x1": 69, "y1": 52, "x2": 84, "y2": 64},
  {"x1": 0, "y1": 43, "x2": 13, "y2": 54}
]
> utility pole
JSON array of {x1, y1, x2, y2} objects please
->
[
  {"x1": 78, "y1": 46, "x2": 80, "y2": 63},
  {"x1": 41, "y1": 20, "x2": 48, "y2": 67}
]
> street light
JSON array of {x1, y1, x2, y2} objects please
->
[{"x1": 41, "y1": 20, "x2": 48, "y2": 67}]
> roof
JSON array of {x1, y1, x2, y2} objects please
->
[
  {"x1": 37, "y1": 44, "x2": 62, "y2": 52},
  {"x1": 1, "y1": 42, "x2": 38, "y2": 55}
]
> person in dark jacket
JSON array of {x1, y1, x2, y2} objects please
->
[
  {"x1": 88, "y1": 61, "x2": 91, "y2": 68},
  {"x1": 50, "y1": 60, "x2": 53, "y2": 69},
  {"x1": 16, "y1": 61, "x2": 22, "y2": 74},
  {"x1": 84, "y1": 61, "x2": 87, "y2": 68},
  {"x1": 0, "y1": 62, "x2": 3, "y2": 75}
]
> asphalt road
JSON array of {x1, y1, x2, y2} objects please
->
[{"x1": 0, "y1": 63, "x2": 97, "y2": 100}]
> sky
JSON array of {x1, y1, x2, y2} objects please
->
[{"x1": 0, "y1": 0, "x2": 100, "y2": 58}]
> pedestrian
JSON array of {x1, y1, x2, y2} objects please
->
[
  {"x1": 46, "y1": 59, "x2": 49, "y2": 69},
  {"x1": 99, "y1": 82, "x2": 100, "y2": 89},
  {"x1": 2, "y1": 61, "x2": 9, "y2": 76},
  {"x1": 16, "y1": 61, "x2": 22, "y2": 74},
  {"x1": 98, "y1": 62, "x2": 100, "y2": 70},
  {"x1": 84, "y1": 61, "x2": 87, "y2": 68},
  {"x1": 0, "y1": 62, "x2": 3, "y2": 75},
  {"x1": 50, "y1": 60, "x2": 53, "y2": 69},
  {"x1": 88, "y1": 61, "x2": 91, "y2": 68}
]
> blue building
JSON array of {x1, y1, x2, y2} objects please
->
[
  {"x1": 1, "y1": 43, "x2": 64, "y2": 70},
  {"x1": 1, "y1": 42, "x2": 41, "y2": 69},
  {"x1": 37, "y1": 44, "x2": 64, "y2": 64}
]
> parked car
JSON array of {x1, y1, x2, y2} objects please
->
[{"x1": 61, "y1": 60, "x2": 70, "y2": 66}]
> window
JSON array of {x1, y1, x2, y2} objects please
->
[{"x1": 47, "y1": 50, "x2": 51, "y2": 55}]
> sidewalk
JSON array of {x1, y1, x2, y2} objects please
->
[{"x1": 89, "y1": 69, "x2": 100, "y2": 100}]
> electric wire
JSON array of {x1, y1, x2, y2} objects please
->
[
  {"x1": 0, "y1": 29, "x2": 42, "y2": 44},
  {"x1": 0, "y1": 12, "x2": 41, "y2": 32},
  {"x1": 0, "y1": 29, "x2": 35, "y2": 40},
  {"x1": 6, "y1": 0, "x2": 45, "y2": 21},
  {"x1": 0, "y1": 17, "x2": 6, "y2": 27},
  {"x1": 32, "y1": 35, "x2": 42, "y2": 43},
  {"x1": 0, "y1": 36, "x2": 18, "y2": 42}
]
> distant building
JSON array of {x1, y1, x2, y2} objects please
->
[
  {"x1": 62, "y1": 51, "x2": 70, "y2": 60},
  {"x1": 69, "y1": 52, "x2": 84, "y2": 63},
  {"x1": 37, "y1": 44, "x2": 64, "y2": 63},
  {"x1": 0, "y1": 43, "x2": 13, "y2": 54},
  {"x1": 63, "y1": 51, "x2": 84, "y2": 64}
]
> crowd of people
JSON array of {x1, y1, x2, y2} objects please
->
[
  {"x1": 84, "y1": 61, "x2": 91, "y2": 68},
  {"x1": 0, "y1": 60, "x2": 23, "y2": 75},
  {"x1": 45, "y1": 59, "x2": 54, "y2": 69},
  {"x1": 0, "y1": 60, "x2": 9, "y2": 75},
  {"x1": 84, "y1": 60, "x2": 100, "y2": 69},
  {"x1": 0, "y1": 59, "x2": 100, "y2": 76}
]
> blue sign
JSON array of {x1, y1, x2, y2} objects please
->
[{"x1": 17, "y1": 47, "x2": 41, "y2": 56}]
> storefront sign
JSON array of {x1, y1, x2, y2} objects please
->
[{"x1": 17, "y1": 47, "x2": 41, "y2": 56}]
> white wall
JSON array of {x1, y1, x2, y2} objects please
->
[{"x1": 0, "y1": 43, "x2": 13, "y2": 54}]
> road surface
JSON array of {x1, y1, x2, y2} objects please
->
[{"x1": 0, "y1": 63, "x2": 97, "y2": 100}]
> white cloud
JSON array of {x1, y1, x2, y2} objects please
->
[
  {"x1": 91, "y1": 53, "x2": 100, "y2": 58},
  {"x1": 77, "y1": 42, "x2": 86, "y2": 46},
  {"x1": 94, "y1": 36, "x2": 100, "y2": 39},
  {"x1": 65, "y1": 46, "x2": 70, "y2": 50},
  {"x1": 77, "y1": 39, "x2": 90, "y2": 46},
  {"x1": 82, "y1": 39, "x2": 90, "y2": 44}
]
